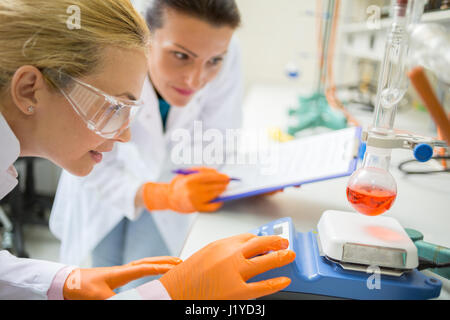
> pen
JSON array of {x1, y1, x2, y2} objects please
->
[{"x1": 172, "y1": 169, "x2": 241, "y2": 182}]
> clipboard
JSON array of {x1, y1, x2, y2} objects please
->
[{"x1": 212, "y1": 126, "x2": 363, "y2": 203}]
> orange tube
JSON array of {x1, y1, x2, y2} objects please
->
[
  {"x1": 408, "y1": 66, "x2": 450, "y2": 145},
  {"x1": 437, "y1": 132, "x2": 447, "y2": 169},
  {"x1": 437, "y1": 117, "x2": 449, "y2": 169}
]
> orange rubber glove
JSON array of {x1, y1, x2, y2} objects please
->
[
  {"x1": 160, "y1": 233, "x2": 296, "y2": 300},
  {"x1": 63, "y1": 256, "x2": 182, "y2": 300},
  {"x1": 142, "y1": 167, "x2": 230, "y2": 213}
]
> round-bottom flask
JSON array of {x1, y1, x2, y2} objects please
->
[{"x1": 347, "y1": 147, "x2": 397, "y2": 216}]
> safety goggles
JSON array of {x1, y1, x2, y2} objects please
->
[{"x1": 52, "y1": 72, "x2": 143, "y2": 139}]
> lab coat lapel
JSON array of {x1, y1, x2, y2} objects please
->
[
  {"x1": 150, "y1": 95, "x2": 204, "y2": 257},
  {"x1": 0, "y1": 113, "x2": 20, "y2": 200},
  {"x1": 135, "y1": 77, "x2": 204, "y2": 178},
  {"x1": 133, "y1": 76, "x2": 167, "y2": 180},
  {"x1": 135, "y1": 83, "x2": 202, "y2": 257},
  {"x1": 164, "y1": 95, "x2": 204, "y2": 147}
]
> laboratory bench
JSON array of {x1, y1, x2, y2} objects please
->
[{"x1": 179, "y1": 85, "x2": 450, "y2": 300}]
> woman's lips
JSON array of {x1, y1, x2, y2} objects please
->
[
  {"x1": 89, "y1": 150, "x2": 103, "y2": 164},
  {"x1": 173, "y1": 86, "x2": 195, "y2": 96}
]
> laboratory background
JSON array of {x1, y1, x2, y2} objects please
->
[{"x1": 1, "y1": 0, "x2": 449, "y2": 300}]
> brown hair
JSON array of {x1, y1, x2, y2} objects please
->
[{"x1": 145, "y1": 0, "x2": 241, "y2": 30}]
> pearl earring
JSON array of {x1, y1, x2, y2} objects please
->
[{"x1": 27, "y1": 106, "x2": 35, "y2": 114}]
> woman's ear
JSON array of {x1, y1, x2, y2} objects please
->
[{"x1": 10, "y1": 66, "x2": 46, "y2": 115}]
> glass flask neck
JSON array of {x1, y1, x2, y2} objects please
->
[{"x1": 362, "y1": 146, "x2": 392, "y2": 171}]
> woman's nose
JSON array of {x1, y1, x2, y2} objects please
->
[{"x1": 186, "y1": 67, "x2": 204, "y2": 90}]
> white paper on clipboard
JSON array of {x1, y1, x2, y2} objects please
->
[{"x1": 214, "y1": 126, "x2": 362, "y2": 202}]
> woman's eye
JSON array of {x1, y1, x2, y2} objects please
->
[
  {"x1": 209, "y1": 57, "x2": 223, "y2": 66},
  {"x1": 173, "y1": 52, "x2": 189, "y2": 60}
]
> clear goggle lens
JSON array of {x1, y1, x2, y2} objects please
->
[{"x1": 48, "y1": 70, "x2": 143, "y2": 139}]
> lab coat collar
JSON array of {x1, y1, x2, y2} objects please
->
[
  {"x1": 136, "y1": 75, "x2": 165, "y2": 137},
  {"x1": 0, "y1": 112, "x2": 20, "y2": 200},
  {"x1": 0, "y1": 112, "x2": 20, "y2": 172},
  {"x1": 140, "y1": 75, "x2": 203, "y2": 137},
  {"x1": 132, "y1": 75, "x2": 204, "y2": 180}
]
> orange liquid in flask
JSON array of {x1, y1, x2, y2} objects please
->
[{"x1": 346, "y1": 184, "x2": 397, "y2": 216}]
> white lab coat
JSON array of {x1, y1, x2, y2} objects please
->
[
  {"x1": 0, "y1": 113, "x2": 69, "y2": 300},
  {"x1": 50, "y1": 37, "x2": 244, "y2": 265}
]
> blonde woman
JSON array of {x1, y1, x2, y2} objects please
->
[
  {"x1": 0, "y1": 0, "x2": 185, "y2": 300},
  {"x1": 0, "y1": 0, "x2": 295, "y2": 300}
]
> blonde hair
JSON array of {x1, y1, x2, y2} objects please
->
[{"x1": 0, "y1": 0, "x2": 150, "y2": 94}]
